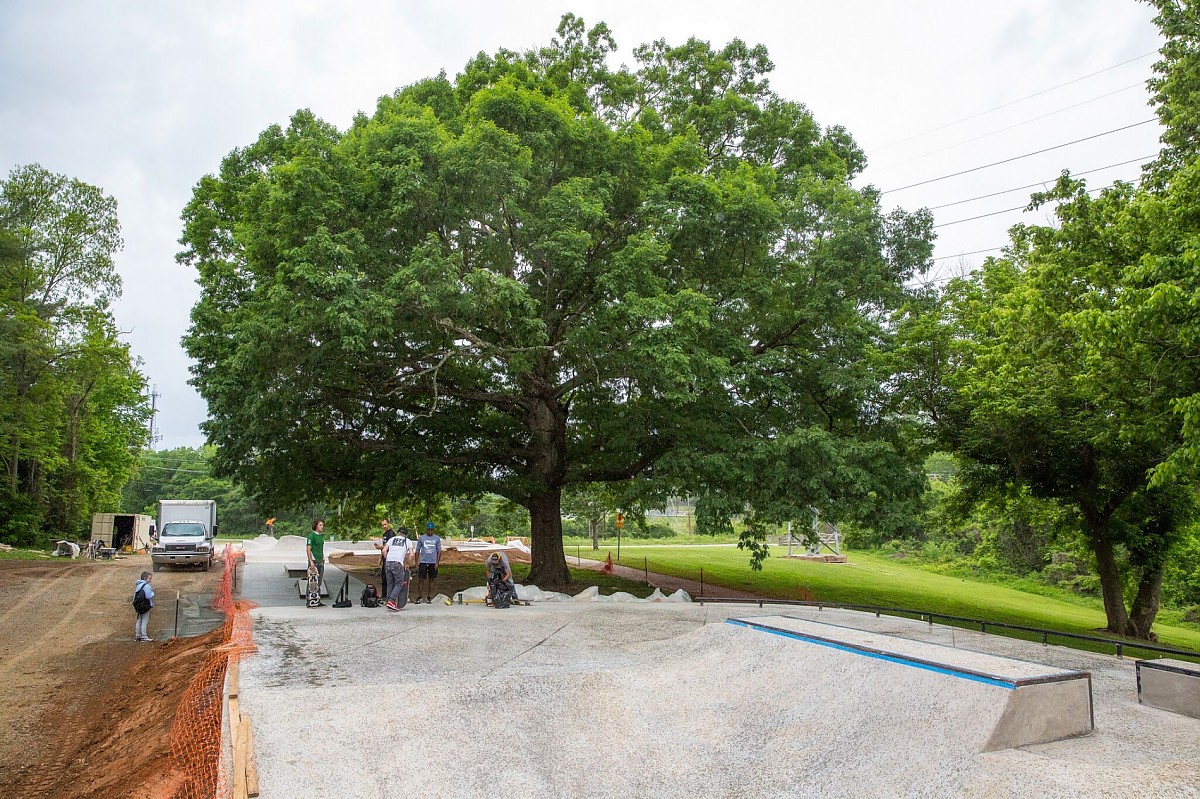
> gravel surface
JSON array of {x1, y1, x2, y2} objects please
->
[{"x1": 235, "y1": 559, "x2": 1200, "y2": 799}]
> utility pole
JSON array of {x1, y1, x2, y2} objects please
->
[{"x1": 147, "y1": 384, "x2": 163, "y2": 450}]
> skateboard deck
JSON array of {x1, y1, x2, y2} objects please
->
[
  {"x1": 392, "y1": 570, "x2": 410, "y2": 609},
  {"x1": 306, "y1": 569, "x2": 321, "y2": 607},
  {"x1": 457, "y1": 597, "x2": 530, "y2": 606}
]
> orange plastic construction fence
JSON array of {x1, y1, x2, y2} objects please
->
[{"x1": 168, "y1": 545, "x2": 257, "y2": 799}]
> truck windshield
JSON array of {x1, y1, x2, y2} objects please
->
[{"x1": 162, "y1": 523, "x2": 205, "y2": 537}]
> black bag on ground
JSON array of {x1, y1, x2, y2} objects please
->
[
  {"x1": 490, "y1": 578, "x2": 515, "y2": 609},
  {"x1": 360, "y1": 583, "x2": 379, "y2": 608},
  {"x1": 133, "y1": 585, "x2": 151, "y2": 614}
]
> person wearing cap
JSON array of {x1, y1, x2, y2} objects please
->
[
  {"x1": 381, "y1": 525, "x2": 415, "y2": 610},
  {"x1": 415, "y1": 521, "x2": 443, "y2": 604},
  {"x1": 485, "y1": 551, "x2": 517, "y2": 608}
]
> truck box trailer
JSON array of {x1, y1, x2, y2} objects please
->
[{"x1": 90, "y1": 513, "x2": 154, "y2": 552}]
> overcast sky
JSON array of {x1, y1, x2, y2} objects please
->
[{"x1": 0, "y1": 1, "x2": 1165, "y2": 450}]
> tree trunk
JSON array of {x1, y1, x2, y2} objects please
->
[
  {"x1": 524, "y1": 395, "x2": 570, "y2": 587},
  {"x1": 8, "y1": 436, "x2": 20, "y2": 494},
  {"x1": 1128, "y1": 559, "x2": 1166, "y2": 640},
  {"x1": 528, "y1": 486, "x2": 570, "y2": 586},
  {"x1": 1082, "y1": 507, "x2": 1132, "y2": 636},
  {"x1": 590, "y1": 511, "x2": 600, "y2": 550}
]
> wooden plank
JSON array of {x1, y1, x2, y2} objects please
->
[
  {"x1": 245, "y1": 716, "x2": 261, "y2": 797},
  {"x1": 229, "y1": 695, "x2": 241, "y2": 732},
  {"x1": 233, "y1": 717, "x2": 249, "y2": 799},
  {"x1": 228, "y1": 655, "x2": 240, "y2": 698}
]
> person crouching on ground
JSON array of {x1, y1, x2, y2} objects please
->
[
  {"x1": 486, "y1": 552, "x2": 517, "y2": 608},
  {"x1": 415, "y1": 521, "x2": 442, "y2": 603},
  {"x1": 382, "y1": 526, "x2": 415, "y2": 610},
  {"x1": 133, "y1": 571, "x2": 155, "y2": 642}
]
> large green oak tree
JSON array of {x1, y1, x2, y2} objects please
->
[{"x1": 180, "y1": 16, "x2": 932, "y2": 585}]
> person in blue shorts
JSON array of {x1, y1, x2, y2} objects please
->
[{"x1": 415, "y1": 521, "x2": 442, "y2": 603}]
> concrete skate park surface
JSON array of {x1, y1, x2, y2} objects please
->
[{"x1": 232, "y1": 540, "x2": 1200, "y2": 799}]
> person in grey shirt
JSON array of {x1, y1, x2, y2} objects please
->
[
  {"x1": 382, "y1": 528, "x2": 415, "y2": 610},
  {"x1": 415, "y1": 521, "x2": 442, "y2": 603}
]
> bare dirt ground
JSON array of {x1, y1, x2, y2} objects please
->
[
  {"x1": 0, "y1": 555, "x2": 221, "y2": 799},
  {"x1": 330, "y1": 546, "x2": 535, "y2": 601}
]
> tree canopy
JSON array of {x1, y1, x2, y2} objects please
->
[
  {"x1": 0, "y1": 164, "x2": 149, "y2": 545},
  {"x1": 921, "y1": 0, "x2": 1200, "y2": 639},
  {"x1": 180, "y1": 15, "x2": 933, "y2": 585}
]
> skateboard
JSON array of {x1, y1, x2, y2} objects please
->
[
  {"x1": 455, "y1": 596, "x2": 531, "y2": 606},
  {"x1": 306, "y1": 568, "x2": 321, "y2": 607}
]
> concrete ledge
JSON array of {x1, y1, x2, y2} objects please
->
[
  {"x1": 729, "y1": 616, "x2": 1094, "y2": 750},
  {"x1": 1136, "y1": 658, "x2": 1200, "y2": 719}
]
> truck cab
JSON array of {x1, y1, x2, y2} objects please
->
[
  {"x1": 151, "y1": 499, "x2": 218, "y2": 571},
  {"x1": 151, "y1": 521, "x2": 215, "y2": 571}
]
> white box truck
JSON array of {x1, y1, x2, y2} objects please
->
[{"x1": 151, "y1": 499, "x2": 218, "y2": 572}]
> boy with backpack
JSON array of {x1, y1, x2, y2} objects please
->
[{"x1": 133, "y1": 571, "x2": 155, "y2": 642}]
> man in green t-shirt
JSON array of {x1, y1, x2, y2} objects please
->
[{"x1": 307, "y1": 519, "x2": 326, "y2": 586}]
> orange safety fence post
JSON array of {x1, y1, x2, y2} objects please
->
[{"x1": 168, "y1": 545, "x2": 257, "y2": 799}]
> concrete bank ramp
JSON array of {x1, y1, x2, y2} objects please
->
[
  {"x1": 238, "y1": 602, "x2": 1197, "y2": 798},
  {"x1": 730, "y1": 615, "x2": 1093, "y2": 751}
]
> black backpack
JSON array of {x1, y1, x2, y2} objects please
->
[
  {"x1": 133, "y1": 585, "x2": 151, "y2": 614},
  {"x1": 360, "y1": 584, "x2": 379, "y2": 608}
]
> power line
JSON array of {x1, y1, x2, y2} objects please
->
[
  {"x1": 926, "y1": 155, "x2": 1153, "y2": 210},
  {"x1": 872, "y1": 83, "x2": 1145, "y2": 174},
  {"x1": 140, "y1": 456, "x2": 211, "y2": 466},
  {"x1": 931, "y1": 246, "x2": 1005, "y2": 262},
  {"x1": 932, "y1": 183, "x2": 1118, "y2": 229},
  {"x1": 137, "y1": 464, "x2": 211, "y2": 475},
  {"x1": 876, "y1": 51, "x2": 1157, "y2": 151},
  {"x1": 882, "y1": 119, "x2": 1157, "y2": 194}
]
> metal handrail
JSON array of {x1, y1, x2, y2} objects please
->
[{"x1": 696, "y1": 595, "x2": 1200, "y2": 660}]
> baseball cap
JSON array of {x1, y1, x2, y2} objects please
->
[{"x1": 426, "y1": 521, "x2": 435, "y2": 529}]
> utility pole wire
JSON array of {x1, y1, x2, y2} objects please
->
[
  {"x1": 875, "y1": 51, "x2": 1157, "y2": 151},
  {"x1": 926, "y1": 155, "x2": 1154, "y2": 210},
  {"x1": 872, "y1": 83, "x2": 1145, "y2": 174},
  {"x1": 882, "y1": 119, "x2": 1157, "y2": 194},
  {"x1": 933, "y1": 183, "x2": 1118, "y2": 229}
]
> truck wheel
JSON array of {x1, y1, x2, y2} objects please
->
[
  {"x1": 204, "y1": 557, "x2": 211, "y2": 571},
  {"x1": 152, "y1": 562, "x2": 162, "y2": 573}
]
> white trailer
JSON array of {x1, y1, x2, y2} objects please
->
[{"x1": 89, "y1": 513, "x2": 155, "y2": 551}]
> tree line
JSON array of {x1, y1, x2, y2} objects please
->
[{"x1": 0, "y1": 165, "x2": 148, "y2": 546}]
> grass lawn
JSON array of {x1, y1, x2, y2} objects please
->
[
  {"x1": 0, "y1": 547, "x2": 55, "y2": 560},
  {"x1": 608, "y1": 544, "x2": 1200, "y2": 656}
]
